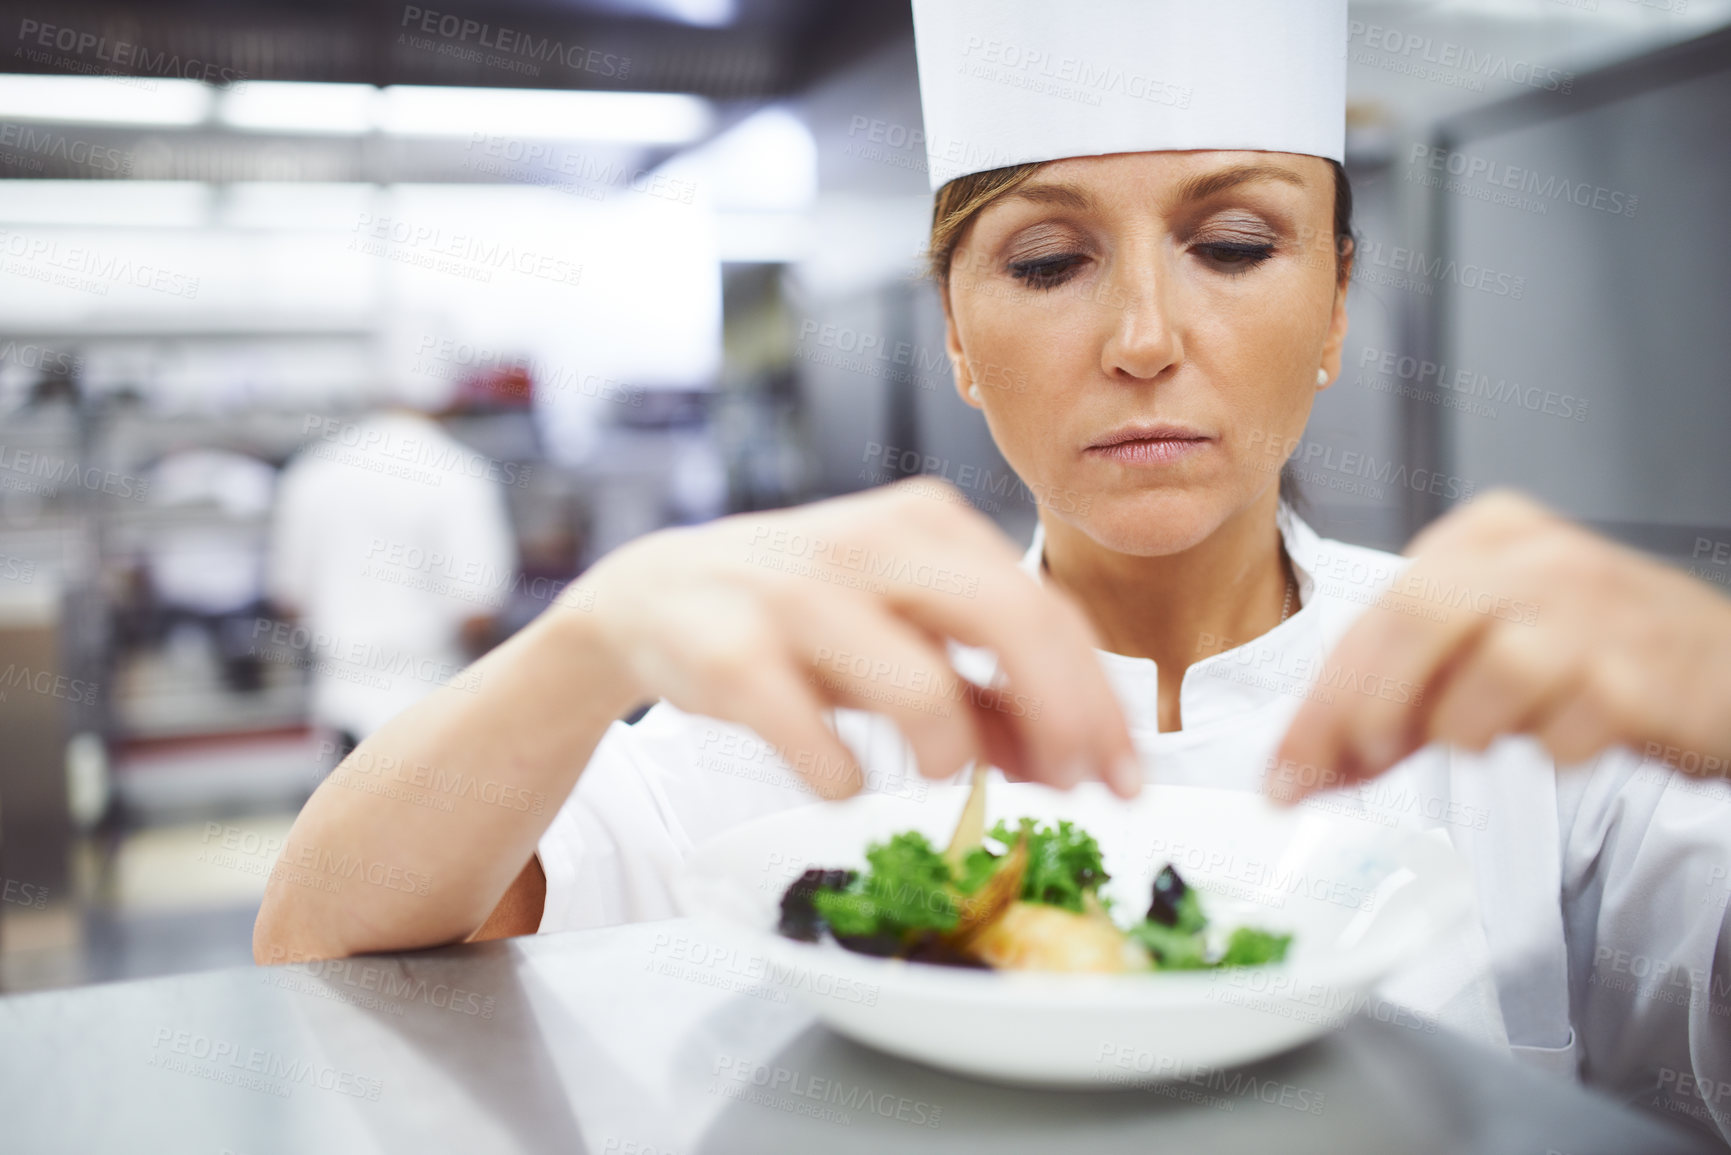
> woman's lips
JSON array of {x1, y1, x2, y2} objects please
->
[{"x1": 1085, "y1": 426, "x2": 1213, "y2": 466}]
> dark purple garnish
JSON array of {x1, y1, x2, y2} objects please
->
[
  {"x1": 832, "y1": 932, "x2": 905, "y2": 957},
  {"x1": 778, "y1": 868, "x2": 856, "y2": 941},
  {"x1": 1147, "y1": 864, "x2": 1190, "y2": 928}
]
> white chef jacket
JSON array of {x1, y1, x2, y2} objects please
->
[
  {"x1": 268, "y1": 410, "x2": 516, "y2": 738},
  {"x1": 535, "y1": 506, "x2": 1731, "y2": 1143}
]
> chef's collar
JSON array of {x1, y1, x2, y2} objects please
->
[{"x1": 1012, "y1": 505, "x2": 1323, "y2": 734}]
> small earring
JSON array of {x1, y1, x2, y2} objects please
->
[
  {"x1": 968, "y1": 384, "x2": 982, "y2": 403},
  {"x1": 1315, "y1": 368, "x2": 1330, "y2": 386}
]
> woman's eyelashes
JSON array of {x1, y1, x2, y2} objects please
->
[
  {"x1": 1193, "y1": 239, "x2": 1276, "y2": 273},
  {"x1": 1007, "y1": 251, "x2": 1088, "y2": 290},
  {"x1": 1000, "y1": 225, "x2": 1281, "y2": 289}
]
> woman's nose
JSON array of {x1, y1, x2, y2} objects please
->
[{"x1": 1099, "y1": 260, "x2": 1181, "y2": 383}]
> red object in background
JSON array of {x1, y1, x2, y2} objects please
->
[{"x1": 455, "y1": 364, "x2": 533, "y2": 410}]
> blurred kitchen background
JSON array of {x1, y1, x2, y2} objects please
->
[{"x1": 1, "y1": 0, "x2": 1728, "y2": 993}]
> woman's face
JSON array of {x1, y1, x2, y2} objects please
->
[{"x1": 944, "y1": 150, "x2": 1350, "y2": 557}]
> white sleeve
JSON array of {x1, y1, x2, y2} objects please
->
[
  {"x1": 1558, "y1": 747, "x2": 1731, "y2": 1145},
  {"x1": 535, "y1": 701, "x2": 840, "y2": 934},
  {"x1": 536, "y1": 715, "x2": 694, "y2": 933}
]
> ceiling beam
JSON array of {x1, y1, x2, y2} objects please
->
[{"x1": 0, "y1": 0, "x2": 911, "y2": 98}]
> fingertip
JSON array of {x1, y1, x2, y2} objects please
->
[
  {"x1": 813, "y1": 759, "x2": 864, "y2": 801},
  {"x1": 1263, "y1": 772, "x2": 1305, "y2": 807},
  {"x1": 1354, "y1": 729, "x2": 1407, "y2": 778},
  {"x1": 1109, "y1": 751, "x2": 1143, "y2": 800},
  {"x1": 1051, "y1": 754, "x2": 1086, "y2": 790},
  {"x1": 912, "y1": 758, "x2": 954, "y2": 782},
  {"x1": 1266, "y1": 738, "x2": 1331, "y2": 805},
  {"x1": 1267, "y1": 740, "x2": 1303, "y2": 791}
]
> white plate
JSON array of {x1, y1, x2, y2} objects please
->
[{"x1": 676, "y1": 781, "x2": 1475, "y2": 1087}]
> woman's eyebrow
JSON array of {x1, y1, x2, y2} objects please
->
[
  {"x1": 1175, "y1": 164, "x2": 1308, "y2": 204},
  {"x1": 1006, "y1": 182, "x2": 1095, "y2": 211},
  {"x1": 1007, "y1": 164, "x2": 1307, "y2": 214}
]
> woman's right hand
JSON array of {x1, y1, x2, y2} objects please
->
[
  {"x1": 573, "y1": 477, "x2": 1141, "y2": 799},
  {"x1": 254, "y1": 477, "x2": 1138, "y2": 963}
]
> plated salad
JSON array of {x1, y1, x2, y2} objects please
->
[{"x1": 777, "y1": 818, "x2": 1292, "y2": 973}]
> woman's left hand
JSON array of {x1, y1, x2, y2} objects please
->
[{"x1": 1267, "y1": 490, "x2": 1731, "y2": 802}]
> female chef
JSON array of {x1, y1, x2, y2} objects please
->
[{"x1": 254, "y1": 0, "x2": 1731, "y2": 1139}]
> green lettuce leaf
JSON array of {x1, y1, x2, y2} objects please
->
[
  {"x1": 1128, "y1": 920, "x2": 1209, "y2": 970},
  {"x1": 988, "y1": 818, "x2": 1108, "y2": 912},
  {"x1": 811, "y1": 831, "x2": 958, "y2": 937},
  {"x1": 1219, "y1": 926, "x2": 1293, "y2": 967},
  {"x1": 954, "y1": 846, "x2": 1002, "y2": 895},
  {"x1": 1171, "y1": 887, "x2": 1207, "y2": 935}
]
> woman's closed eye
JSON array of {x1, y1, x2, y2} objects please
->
[
  {"x1": 1008, "y1": 252, "x2": 1088, "y2": 290},
  {"x1": 1192, "y1": 240, "x2": 1276, "y2": 274}
]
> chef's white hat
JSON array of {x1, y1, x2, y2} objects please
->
[{"x1": 911, "y1": 0, "x2": 1347, "y2": 192}]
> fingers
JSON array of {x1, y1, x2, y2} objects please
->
[
  {"x1": 805, "y1": 481, "x2": 1138, "y2": 795},
  {"x1": 1270, "y1": 500, "x2": 1558, "y2": 802},
  {"x1": 970, "y1": 698, "x2": 1039, "y2": 784},
  {"x1": 1270, "y1": 576, "x2": 1491, "y2": 800},
  {"x1": 706, "y1": 650, "x2": 866, "y2": 801},
  {"x1": 1527, "y1": 657, "x2": 1642, "y2": 768},
  {"x1": 1425, "y1": 621, "x2": 1582, "y2": 752},
  {"x1": 1528, "y1": 684, "x2": 1621, "y2": 769},
  {"x1": 1268, "y1": 486, "x2": 1579, "y2": 803},
  {"x1": 1270, "y1": 491, "x2": 1685, "y2": 805},
  {"x1": 637, "y1": 585, "x2": 866, "y2": 799},
  {"x1": 1402, "y1": 488, "x2": 1554, "y2": 559},
  {"x1": 880, "y1": 521, "x2": 1140, "y2": 796},
  {"x1": 662, "y1": 477, "x2": 1141, "y2": 800},
  {"x1": 788, "y1": 590, "x2": 988, "y2": 784}
]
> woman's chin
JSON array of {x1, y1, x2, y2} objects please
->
[{"x1": 1054, "y1": 489, "x2": 1244, "y2": 558}]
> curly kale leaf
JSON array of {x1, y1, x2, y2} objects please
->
[
  {"x1": 1128, "y1": 920, "x2": 1210, "y2": 970},
  {"x1": 1169, "y1": 887, "x2": 1207, "y2": 935},
  {"x1": 988, "y1": 818, "x2": 1109, "y2": 912},
  {"x1": 954, "y1": 846, "x2": 1002, "y2": 895},
  {"x1": 1219, "y1": 926, "x2": 1293, "y2": 967},
  {"x1": 811, "y1": 831, "x2": 959, "y2": 938},
  {"x1": 1130, "y1": 886, "x2": 1292, "y2": 970}
]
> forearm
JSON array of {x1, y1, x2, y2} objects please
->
[{"x1": 253, "y1": 599, "x2": 642, "y2": 962}]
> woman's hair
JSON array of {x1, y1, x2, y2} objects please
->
[{"x1": 926, "y1": 156, "x2": 1357, "y2": 513}]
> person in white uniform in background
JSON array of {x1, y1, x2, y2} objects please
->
[
  {"x1": 255, "y1": 1, "x2": 1731, "y2": 1143},
  {"x1": 267, "y1": 374, "x2": 516, "y2": 759},
  {"x1": 144, "y1": 447, "x2": 277, "y2": 692}
]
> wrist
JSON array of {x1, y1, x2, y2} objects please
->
[{"x1": 532, "y1": 580, "x2": 650, "y2": 720}]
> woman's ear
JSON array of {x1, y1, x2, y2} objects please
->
[
  {"x1": 1318, "y1": 250, "x2": 1353, "y2": 389},
  {"x1": 942, "y1": 284, "x2": 980, "y2": 408}
]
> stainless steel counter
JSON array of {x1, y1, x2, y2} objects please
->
[{"x1": 0, "y1": 918, "x2": 1713, "y2": 1154}]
